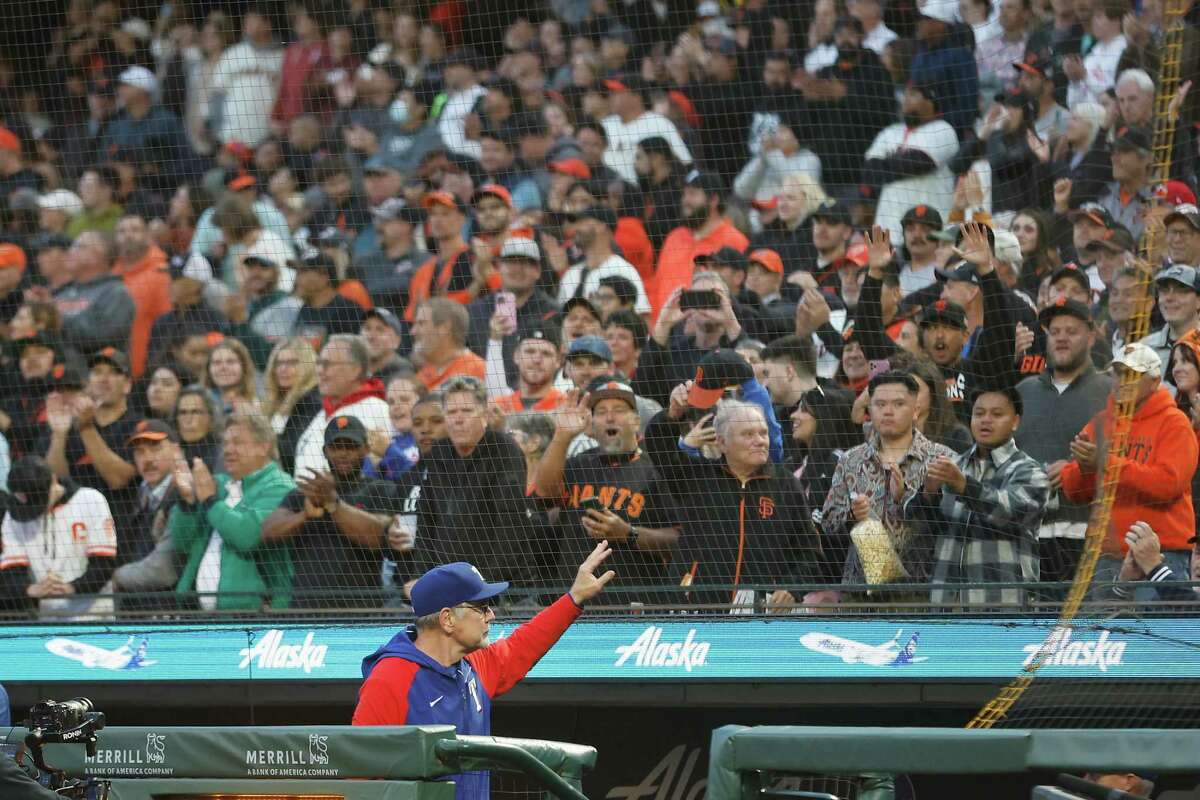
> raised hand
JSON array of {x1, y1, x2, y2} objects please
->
[
  {"x1": 668, "y1": 380, "x2": 693, "y2": 420},
  {"x1": 864, "y1": 225, "x2": 893, "y2": 274},
  {"x1": 46, "y1": 392, "x2": 74, "y2": 435},
  {"x1": 1014, "y1": 322, "x2": 1035, "y2": 359},
  {"x1": 683, "y1": 412, "x2": 717, "y2": 450},
  {"x1": 568, "y1": 540, "x2": 616, "y2": 605},
  {"x1": 553, "y1": 389, "x2": 592, "y2": 437},
  {"x1": 952, "y1": 221, "x2": 993, "y2": 273},
  {"x1": 795, "y1": 288, "x2": 831, "y2": 336},
  {"x1": 1053, "y1": 178, "x2": 1073, "y2": 213}
]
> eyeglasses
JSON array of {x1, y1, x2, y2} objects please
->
[{"x1": 456, "y1": 601, "x2": 492, "y2": 616}]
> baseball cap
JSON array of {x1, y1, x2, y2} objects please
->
[
  {"x1": 992, "y1": 229, "x2": 1022, "y2": 266},
  {"x1": 907, "y1": 80, "x2": 941, "y2": 109},
  {"x1": 1013, "y1": 47, "x2": 1052, "y2": 78},
  {"x1": 1155, "y1": 264, "x2": 1200, "y2": 292},
  {"x1": 0, "y1": 243, "x2": 27, "y2": 271},
  {"x1": 38, "y1": 189, "x2": 83, "y2": 217},
  {"x1": 1049, "y1": 263, "x2": 1092, "y2": 294},
  {"x1": 1164, "y1": 203, "x2": 1200, "y2": 232},
  {"x1": 683, "y1": 169, "x2": 725, "y2": 196},
  {"x1": 572, "y1": 205, "x2": 618, "y2": 230},
  {"x1": 1112, "y1": 125, "x2": 1153, "y2": 153},
  {"x1": 168, "y1": 251, "x2": 216, "y2": 282},
  {"x1": 226, "y1": 171, "x2": 257, "y2": 191},
  {"x1": 47, "y1": 360, "x2": 86, "y2": 391},
  {"x1": 7, "y1": 456, "x2": 55, "y2": 522},
  {"x1": 748, "y1": 248, "x2": 784, "y2": 275},
  {"x1": 410, "y1": 562, "x2": 509, "y2": 617},
  {"x1": 422, "y1": 190, "x2": 466, "y2": 215},
  {"x1": 296, "y1": 249, "x2": 339, "y2": 282},
  {"x1": 810, "y1": 198, "x2": 851, "y2": 227},
  {"x1": 550, "y1": 158, "x2": 591, "y2": 180},
  {"x1": 1111, "y1": 342, "x2": 1163, "y2": 376},
  {"x1": 562, "y1": 297, "x2": 603, "y2": 322},
  {"x1": 901, "y1": 204, "x2": 944, "y2": 230},
  {"x1": 920, "y1": 299, "x2": 968, "y2": 330},
  {"x1": 473, "y1": 183, "x2": 514, "y2": 209},
  {"x1": 1067, "y1": 202, "x2": 1114, "y2": 228},
  {"x1": 499, "y1": 237, "x2": 541, "y2": 262},
  {"x1": 0, "y1": 127, "x2": 20, "y2": 153},
  {"x1": 586, "y1": 376, "x2": 637, "y2": 410},
  {"x1": 566, "y1": 335, "x2": 613, "y2": 362},
  {"x1": 372, "y1": 197, "x2": 423, "y2": 226},
  {"x1": 363, "y1": 307, "x2": 404, "y2": 337},
  {"x1": 687, "y1": 349, "x2": 754, "y2": 409},
  {"x1": 313, "y1": 226, "x2": 351, "y2": 251},
  {"x1": 603, "y1": 75, "x2": 649, "y2": 97},
  {"x1": 90, "y1": 346, "x2": 131, "y2": 376},
  {"x1": 518, "y1": 324, "x2": 561, "y2": 349},
  {"x1": 127, "y1": 418, "x2": 180, "y2": 446},
  {"x1": 709, "y1": 246, "x2": 748, "y2": 272},
  {"x1": 1155, "y1": 180, "x2": 1197, "y2": 207},
  {"x1": 118, "y1": 65, "x2": 158, "y2": 95},
  {"x1": 363, "y1": 152, "x2": 403, "y2": 174},
  {"x1": 222, "y1": 139, "x2": 254, "y2": 166},
  {"x1": 1038, "y1": 296, "x2": 1093, "y2": 328},
  {"x1": 935, "y1": 260, "x2": 979, "y2": 284},
  {"x1": 325, "y1": 414, "x2": 368, "y2": 447},
  {"x1": 918, "y1": 0, "x2": 958, "y2": 23},
  {"x1": 14, "y1": 331, "x2": 58, "y2": 358},
  {"x1": 1083, "y1": 225, "x2": 1136, "y2": 254}
]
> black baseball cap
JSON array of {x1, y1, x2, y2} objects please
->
[
  {"x1": 1165, "y1": 203, "x2": 1200, "y2": 232},
  {"x1": 295, "y1": 249, "x2": 339, "y2": 283},
  {"x1": 563, "y1": 296, "x2": 603, "y2": 322},
  {"x1": 89, "y1": 346, "x2": 131, "y2": 376},
  {"x1": 363, "y1": 307, "x2": 404, "y2": 336},
  {"x1": 935, "y1": 260, "x2": 979, "y2": 284},
  {"x1": 1049, "y1": 263, "x2": 1093, "y2": 295},
  {"x1": 1112, "y1": 125, "x2": 1153, "y2": 153},
  {"x1": 1038, "y1": 296, "x2": 1094, "y2": 328},
  {"x1": 687, "y1": 349, "x2": 754, "y2": 409},
  {"x1": 683, "y1": 169, "x2": 725, "y2": 196},
  {"x1": 1067, "y1": 202, "x2": 1115, "y2": 228},
  {"x1": 1013, "y1": 46, "x2": 1053, "y2": 79},
  {"x1": 47, "y1": 360, "x2": 86, "y2": 391},
  {"x1": 901, "y1": 204, "x2": 944, "y2": 230},
  {"x1": 127, "y1": 418, "x2": 180, "y2": 446},
  {"x1": 325, "y1": 415, "x2": 368, "y2": 447},
  {"x1": 810, "y1": 198, "x2": 851, "y2": 227},
  {"x1": 586, "y1": 376, "x2": 637, "y2": 410},
  {"x1": 518, "y1": 323, "x2": 562, "y2": 349},
  {"x1": 372, "y1": 197, "x2": 423, "y2": 226},
  {"x1": 571, "y1": 205, "x2": 618, "y2": 230},
  {"x1": 1083, "y1": 225, "x2": 1136, "y2": 254},
  {"x1": 8, "y1": 456, "x2": 55, "y2": 522},
  {"x1": 13, "y1": 331, "x2": 58, "y2": 357},
  {"x1": 920, "y1": 299, "x2": 968, "y2": 330},
  {"x1": 709, "y1": 246, "x2": 749, "y2": 272}
]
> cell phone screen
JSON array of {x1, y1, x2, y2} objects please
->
[{"x1": 680, "y1": 290, "x2": 721, "y2": 311}]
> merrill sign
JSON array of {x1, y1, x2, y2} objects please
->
[
  {"x1": 244, "y1": 734, "x2": 338, "y2": 777},
  {"x1": 83, "y1": 733, "x2": 174, "y2": 776}
]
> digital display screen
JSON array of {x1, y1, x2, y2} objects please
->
[{"x1": 153, "y1": 795, "x2": 345, "y2": 799}]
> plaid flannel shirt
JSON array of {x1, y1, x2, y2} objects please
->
[{"x1": 907, "y1": 438, "x2": 1048, "y2": 607}]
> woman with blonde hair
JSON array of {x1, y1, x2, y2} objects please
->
[
  {"x1": 1047, "y1": 102, "x2": 1111, "y2": 207},
  {"x1": 203, "y1": 339, "x2": 259, "y2": 417},
  {"x1": 264, "y1": 338, "x2": 322, "y2": 474},
  {"x1": 750, "y1": 171, "x2": 827, "y2": 271}
]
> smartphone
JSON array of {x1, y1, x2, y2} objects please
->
[
  {"x1": 579, "y1": 497, "x2": 606, "y2": 514},
  {"x1": 868, "y1": 359, "x2": 891, "y2": 380},
  {"x1": 495, "y1": 291, "x2": 517, "y2": 330},
  {"x1": 680, "y1": 289, "x2": 721, "y2": 311}
]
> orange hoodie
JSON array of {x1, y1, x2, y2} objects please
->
[
  {"x1": 1059, "y1": 387, "x2": 1198, "y2": 553},
  {"x1": 112, "y1": 244, "x2": 170, "y2": 378}
]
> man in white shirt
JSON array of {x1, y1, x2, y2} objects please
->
[
  {"x1": 849, "y1": 0, "x2": 898, "y2": 55},
  {"x1": 862, "y1": 81, "x2": 958, "y2": 241},
  {"x1": 210, "y1": 8, "x2": 283, "y2": 147},
  {"x1": 601, "y1": 76, "x2": 692, "y2": 184},
  {"x1": 437, "y1": 50, "x2": 487, "y2": 160},
  {"x1": 1065, "y1": 0, "x2": 1127, "y2": 106},
  {"x1": 898, "y1": 205, "x2": 945, "y2": 295},
  {"x1": 557, "y1": 206, "x2": 651, "y2": 315}
]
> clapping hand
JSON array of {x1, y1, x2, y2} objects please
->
[
  {"x1": 173, "y1": 458, "x2": 196, "y2": 504},
  {"x1": 191, "y1": 458, "x2": 216, "y2": 503},
  {"x1": 1125, "y1": 520, "x2": 1164, "y2": 574},
  {"x1": 298, "y1": 469, "x2": 338, "y2": 511},
  {"x1": 926, "y1": 456, "x2": 966, "y2": 494},
  {"x1": 1069, "y1": 433, "x2": 1098, "y2": 471},
  {"x1": 46, "y1": 392, "x2": 74, "y2": 435}
]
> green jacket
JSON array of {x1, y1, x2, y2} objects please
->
[{"x1": 170, "y1": 461, "x2": 295, "y2": 610}]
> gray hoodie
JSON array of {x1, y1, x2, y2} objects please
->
[{"x1": 54, "y1": 274, "x2": 135, "y2": 355}]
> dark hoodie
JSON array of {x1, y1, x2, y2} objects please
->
[{"x1": 353, "y1": 594, "x2": 582, "y2": 800}]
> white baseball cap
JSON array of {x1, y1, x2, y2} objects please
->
[
  {"x1": 118, "y1": 65, "x2": 158, "y2": 96},
  {"x1": 499, "y1": 237, "x2": 540, "y2": 262},
  {"x1": 1111, "y1": 342, "x2": 1163, "y2": 377},
  {"x1": 993, "y1": 230, "x2": 1022, "y2": 267},
  {"x1": 38, "y1": 189, "x2": 83, "y2": 217},
  {"x1": 919, "y1": 0, "x2": 959, "y2": 23}
]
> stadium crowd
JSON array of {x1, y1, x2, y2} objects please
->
[{"x1": 1, "y1": 0, "x2": 1200, "y2": 617}]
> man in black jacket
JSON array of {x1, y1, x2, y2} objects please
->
[
  {"x1": 643, "y1": 351, "x2": 825, "y2": 611},
  {"x1": 0, "y1": 753, "x2": 59, "y2": 800},
  {"x1": 417, "y1": 376, "x2": 544, "y2": 594}
]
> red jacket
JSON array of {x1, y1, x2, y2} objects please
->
[
  {"x1": 650, "y1": 220, "x2": 747, "y2": 321},
  {"x1": 1060, "y1": 387, "x2": 1198, "y2": 553}
]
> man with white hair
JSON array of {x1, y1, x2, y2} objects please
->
[
  {"x1": 1054, "y1": 341, "x2": 1198, "y2": 599},
  {"x1": 643, "y1": 349, "x2": 824, "y2": 611}
]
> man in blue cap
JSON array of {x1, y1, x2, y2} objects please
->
[{"x1": 353, "y1": 543, "x2": 614, "y2": 800}]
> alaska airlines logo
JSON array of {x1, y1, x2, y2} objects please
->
[
  {"x1": 238, "y1": 630, "x2": 328, "y2": 673},
  {"x1": 614, "y1": 627, "x2": 709, "y2": 671},
  {"x1": 1023, "y1": 627, "x2": 1126, "y2": 672}
]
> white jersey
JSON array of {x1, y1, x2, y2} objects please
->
[
  {"x1": 602, "y1": 112, "x2": 693, "y2": 184},
  {"x1": 865, "y1": 120, "x2": 958, "y2": 242},
  {"x1": 293, "y1": 396, "x2": 394, "y2": 479},
  {"x1": 212, "y1": 40, "x2": 284, "y2": 146},
  {"x1": 1, "y1": 487, "x2": 116, "y2": 619},
  {"x1": 557, "y1": 254, "x2": 652, "y2": 314}
]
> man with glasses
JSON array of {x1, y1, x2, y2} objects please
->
[{"x1": 353, "y1": 542, "x2": 614, "y2": 800}]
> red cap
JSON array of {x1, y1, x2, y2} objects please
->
[
  {"x1": 1156, "y1": 180, "x2": 1198, "y2": 207},
  {"x1": 748, "y1": 248, "x2": 783, "y2": 275},
  {"x1": 845, "y1": 243, "x2": 869, "y2": 267},
  {"x1": 751, "y1": 196, "x2": 779, "y2": 211},
  {"x1": 0, "y1": 127, "x2": 20, "y2": 153},
  {"x1": 222, "y1": 140, "x2": 253, "y2": 165},
  {"x1": 603, "y1": 78, "x2": 630, "y2": 93},
  {"x1": 667, "y1": 90, "x2": 701, "y2": 130},
  {"x1": 473, "y1": 183, "x2": 514, "y2": 208},
  {"x1": 550, "y1": 158, "x2": 591, "y2": 180},
  {"x1": 422, "y1": 190, "x2": 464, "y2": 213},
  {"x1": 227, "y1": 172, "x2": 256, "y2": 191},
  {"x1": 0, "y1": 243, "x2": 26, "y2": 271}
]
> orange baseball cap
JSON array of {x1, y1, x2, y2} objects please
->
[
  {"x1": 0, "y1": 127, "x2": 20, "y2": 153},
  {"x1": 473, "y1": 183, "x2": 513, "y2": 208},
  {"x1": 550, "y1": 158, "x2": 591, "y2": 180},
  {"x1": 227, "y1": 172, "x2": 256, "y2": 191},
  {"x1": 0, "y1": 243, "x2": 27, "y2": 271},
  {"x1": 422, "y1": 190, "x2": 466, "y2": 214},
  {"x1": 748, "y1": 248, "x2": 783, "y2": 275}
]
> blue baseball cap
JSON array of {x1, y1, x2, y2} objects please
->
[
  {"x1": 566, "y1": 335, "x2": 613, "y2": 362},
  {"x1": 410, "y1": 563, "x2": 509, "y2": 617}
]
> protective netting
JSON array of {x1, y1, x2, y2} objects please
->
[{"x1": 0, "y1": 0, "x2": 1196, "y2": 725}]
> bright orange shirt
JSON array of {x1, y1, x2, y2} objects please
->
[
  {"x1": 492, "y1": 388, "x2": 566, "y2": 414},
  {"x1": 650, "y1": 220, "x2": 748, "y2": 321},
  {"x1": 112, "y1": 244, "x2": 170, "y2": 378},
  {"x1": 417, "y1": 349, "x2": 487, "y2": 391}
]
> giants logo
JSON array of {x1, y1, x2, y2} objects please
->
[
  {"x1": 758, "y1": 497, "x2": 775, "y2": 518},
  {"x1": 569, "y1": 484, "x2": 646, "y2": 517}
]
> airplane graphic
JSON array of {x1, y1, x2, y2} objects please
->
[
  {"x1": 799, "y1": 629, "x2": 928, "y2": 667},
  {"x1": 45, "y1": 636, "x2": 156, "y2": 670}
]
